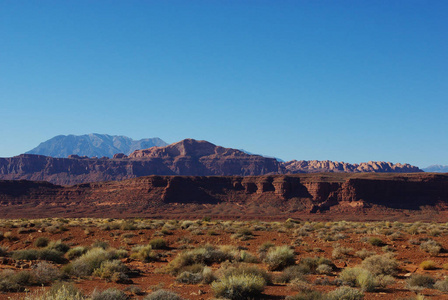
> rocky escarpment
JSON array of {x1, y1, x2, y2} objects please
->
[
  {"x1": 284, "y1": 160, "x2": 422, "y2": 173},
  {"x1": 0, "y1": 139, "x2": 423, "y2": 185},
  {"x1": 0, "y1": 173, "x2": 447, "y2": 220}
]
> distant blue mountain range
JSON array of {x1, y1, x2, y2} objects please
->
[
  {"x1": 422, "y1": 165, "x2": 448, "y2": 173},
  {"x1": 26, "y1": 133, "x2": 168, "y2": 158}
]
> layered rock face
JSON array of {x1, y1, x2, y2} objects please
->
[
  {"x1": 0, "y1": 139, "x2": 422, "y2": 185},
  {"x1": 0, "y1": 173, "x2": 447, "y2": 220},
  {"x1": 284, "y1": 160, "x2": 422, "y2": 173}
]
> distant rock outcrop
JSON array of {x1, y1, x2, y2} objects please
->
[
  {"x1": 0, "y1": 173, "x2": 447, "y2": 220},
  {"x1": 26, "y1": 134, "x2": 167, "y2": 158},
  {"x1": 284, "y1": 160, "x2": 422, "y2": 173},
  {"x1": 423, "y1": 165, "x2": 448, "y2": 173},
  {"x1": 0, "y1": 139, "x2": 422, "y2": 185}
]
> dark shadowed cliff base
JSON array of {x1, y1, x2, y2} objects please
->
[{"x1": 0, "y1": 173, "x2": 447, "y2": 221}]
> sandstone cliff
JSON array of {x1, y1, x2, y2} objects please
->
[
  {"x1": 284, "y1": 160, "x2": 421, "y2": 173},
  {"x1": 0, "y1": 173, "x2": 447, "y2": 221}
]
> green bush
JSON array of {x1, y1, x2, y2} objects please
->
[
  {"x1": 219, "y1": 263, "x2": 272, "y2": 285},
  {"x1": 148, "y1": 238, "x2": 168, "y2": 249},
  {"x1": 434, "y1": 278, "x2": 448, "y2": 292},
  {"x1": 326, "y1": 286, "x2": 364, "y2": 300},
  {"x1": 47, "y1": 240, "x2": 70, "y2": 253},
  {"x1": 361, "y1": 254, "x2": 398, "y2": 276},
  {"x1": 276, "y1": 265, "x2": 306, "y2": 283},
  {"x1": 420, "y1": 240, "x2": 442, "y2": 256},
  {"x1": 91, "y1": 288, "x2": 128, "y2": 300},
  {"x1": 66, "y1": 248, "x2": 110, "y2": 277},
  {"x1": 211, "y1": 272, "x2": 266, "y2": 299},
  {"x1": 0, "y1": 246, "x2": 8, "y2": 257},
  {"x1": 264, "y1": 245, "x2": 295, "y2": 271},
  {"x1": 130, "y1": 245, "x2": 159, "y2": 262},
  {"x1": 34, "y1": 237, "x2": 50, "y2": 248},
  {"x1": 66, "y1": 246, "x2": 89, "y2": 260},
  {"x1": 419, "y1": 260, "x2": 437, "y2": 270},
  {"x1": 167, "y1": 245, "x2": 233, "y2": 275},
  {"x1": 368, "y1": 237, "x2": 385, "y2": 247},
  {"x1": 93, "y1": 260, "x2": 129, "y2": 282},
  {"x1": 407, "y1": 274, "x2": 435, "y2": 289},
  {"x1": 12, "y1": 249, "x2": 39, "y2": 260},
  {"x1": 285, "y1": 290, "x2": 324, "y2": 300},
  {"x1": 144, "y1": 289, "x2": 185, "y2": 300},
  {"x1": 22, "y1": 282, "x2": 85, "y2": 300}
]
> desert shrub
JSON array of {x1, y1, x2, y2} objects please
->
[
  {"x1": 167, "y1": 244, "x2": 233, "y2": 275},
  {"x1": 419, "y1": 260, "x2": 437, "y2": 270},
  {"x1": 66, "y1": 246, "x2": 89, "y2": 260},
  {"x1": 420, "y1": 240, "x2": 442, "y2": 256},
  {"x1": 211, "y1": 272, "x2": 266, "y2": 299},
  {"x1": 407, "y1": 274, "x2": 435, "y2": 289},
  {"x1": 12, "y1": 249, "x2": 39, "y2": 260},
  {"x1": 264, "y1": 245, "x2": 295, "y2": 271},
  {"x1": 176, "y1": 270, "x2": 204, "y2": 284},
  {"x1": 148, "y1": 238, "x2": 168, "y2": 249},
  {"x1": 326, "y1": 286, "x2": 364, "y2": 300},
  {"x1": 0, "y1": 246, "x2": 8, "y2": 257},
  {"x1": 361, "y1": 254, "x2": 398, "y2": 276},
  {"x1": 35, "y1": 236, "x2": 50, "y2": 248},
  {"x1": 289, "y1": 278, "x2": 312, "y2": 292},
  {"x1": 316, "y1": 264, "x2": 333, "y2": 275},
  {"x1": 124, "y1": 285, "x2": 144, "y2": 295},
  {"x1": 434, "y1": 278, "x2": 448, "y2": 292},
  {"x1": 298, "y1": 257, "x2": 333, "y2": 274},
  {"x1": 219, "y1": 263, "x2": 272, "y2": 285},
  {"x1": 144, "y1": 289, "x2": 185, "y2": 300},
  {"x1": 332, "y1": 247, "x2": 353, "y2": 259},
  {"x1": 0, "y1": 269, "x2": 37, "y2": 292},
  {"x1": 257, "y1": 242, "x2": 275, "y2": 260},
  {"x1": 93, "y1": 260, "x2": 129, "y2": 282},
  {"x1": 91, "y1": 288, "x2": 128, "y2": 300},
  {"x1": 339, "y1": 267, "x2": 377, "y2": 292},
  {"x1": 22, "y1": 282, "x2": 85, "y2": 300},
  {"x1": 355, "y1": 249, "x2": 376, "y2": 259},
  {"x1": 231, "y1": 228, "x2": 253, "y2": 240},
  {"x1": 47, "y1": 240, "x2": 70, "y2": 253},
  {"x1": 277, "y1": 265, "x2": 307, "y2": 283},
  {"x1": 38, "y1": 249, "x2": 67, "y2": 264},
  {"x1": 131, "y1": 245, "x2": 159, "y2": 262},
  {"x1": 66, "y1": 248, "x2": 109, "y2": 277},
  {"x1": 368, "y1": 237, "x2": 385, "y2": 247},
  {"x1": 34, "y1": 262, "x2": 62, "y2": 285},
  {"x1": 92, "y1": 240, "x2": 110, "y2": 250},
  {"x1": 286, "y1": 290, "x2": 324, "y2": 300}
]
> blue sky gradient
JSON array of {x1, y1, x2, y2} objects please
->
[{"x1": 1, "y1": 1, "x2": 447, "y2": 167}]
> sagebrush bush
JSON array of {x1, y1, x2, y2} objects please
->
[
  {"x1": 91, "y1": 288, "x2": 128, "y2": 300},
  {"x1": 167, "y1": 245, "x2": 233, "y2": 275},
  {"x1": 219, "y1": 263, "x2": 272, "y2": 285},
  {"x1": 326, "y1": 286, "x2": 364, "y2": 300},
  {"x1": 407, "y1": 274, "x2": 435, "y2": 289},
  {"x1": 285, "y1": 290, "x2": 324, "y2": 300},
  {"x1": 66, "y1": 246, "x2": 89, "y2": 260},
  {"x1": 0, "y1": 246, "x2": 8, "y2": 257},
  {"x1": 361, "y1": 254, "x2": 398, "y2": 276},
  {"x1": 144, "y1": 289, "x2": 185, "y2": 300},
  {"x1": 148, "y1": 238, "x2": 168, "y2": 249},
  {"x1": 131, "y1": 245, "x2": 159, "y2": 262},
  {"x1": 66, "y1": 248, "x2": 110, "y2": 277},
  {"x1": 22, "y1": 282, "x2": 85, "y2": 300},
  {"x1": 419, "y1": 260, "x2": 437, "y2": 270},
  {"x1": 434, "y1": 278, "x2": 448, "y2": 292},
  {"x1": 33, "y1": 262, "x2": 62, "y2": 285},
  {"x1": 34, "y1": 236, "x2": 50, "y2": 248},
  {"x1": 368, "y1": 237, "x2": 385, "y2": 247},
  {"x1": 47, "y1": 240, "x2": 70, "y2": 253},
  {"x1": 420, "y1": 240, "x2": 442, "y2": 256},
  {"x1": 93, "y1": 260, "x2": 129, "y2": 282},
  {"x1": 276, "y1": 265, "x2": 307, "y2": 283},
  {"x1": 264, "y1": 245, "x2": 295, "y2": 271},
  {"x1": 211, "y1": 272, "x2": 266, "y2": 299}
]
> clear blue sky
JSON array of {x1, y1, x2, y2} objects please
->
[{"x1": 1, "y1": 1, "x2": 447, "y2": 167}]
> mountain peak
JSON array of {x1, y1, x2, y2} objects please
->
[{"x1": 26, "y1": 134, "x2": 168, "y2": 158}]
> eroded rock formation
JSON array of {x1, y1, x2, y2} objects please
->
[
  {"x1": 0, "y1": 139, "x2": 422, "y2": 185},
  {"x1": 0, "y1": 173, "x2": 447, "y2": 220}
]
